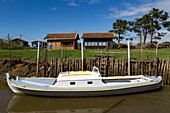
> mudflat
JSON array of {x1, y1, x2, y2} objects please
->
[{"x1": 0, "y1": 84, "x2": 170, "y2": 113}]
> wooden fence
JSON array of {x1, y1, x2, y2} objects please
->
[{"x1": 40, "y1": 58, "x2": 170, "y2": 85}]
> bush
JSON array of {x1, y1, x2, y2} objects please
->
[
  {"x1": 143, "y1": 43, "x2": 156, "y2": 49},
  {"x1": 158, "y1": 42, "x2": 170, "y2": 48}
]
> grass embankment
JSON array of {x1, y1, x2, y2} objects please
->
[{"x1": 0, "y1": 48, "x2": 169, "y2": 60}]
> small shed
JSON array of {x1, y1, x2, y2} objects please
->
[
  {"x1": 44, "y1": 32, "x2": 79, "y2": 50},
  {"x1": 82, "y1": 32, "x2": 115, "y2": 49},
  {"x1": 11, "y1": 38, "x2": 29, "y2": 47},
  {"x1": 31, "y1": 40, "x2": 47, "y2": 48}
]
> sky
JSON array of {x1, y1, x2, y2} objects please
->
[{"x1": 0, "y1": 0, "x2": 170, "y2": 45}]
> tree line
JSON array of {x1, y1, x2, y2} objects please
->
[{"x1": 109, "y1": 8, "x2": 170, "y2": 47}]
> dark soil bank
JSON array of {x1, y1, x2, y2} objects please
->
[{"x1": 0, "y1": 59, "x2": 40, "y2": 82}]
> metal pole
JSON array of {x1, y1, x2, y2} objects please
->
[
  {"x1": 36, "y1": 41, "x2": 40, "y2": 77},
  {"x1": 81, "y1": 40, "x2": 84, "y2": 71},
  {"x1": 127, "y1": 40, "x2": 130, "y2": 76}
]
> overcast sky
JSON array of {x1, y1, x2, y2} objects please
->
[{"x1": 0, "y1": 0, "x2": 169, "y2": 44}]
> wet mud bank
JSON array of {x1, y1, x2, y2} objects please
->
[{"x1": 0, "y1": 59, "x2": 40, "y2": 82}]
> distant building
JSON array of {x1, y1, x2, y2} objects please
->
[
  {"x1": 31, "y1": 40, "x2": 47, "y2": 48},
  {"x1": 44, "y1": 32, "x2": 79, "y2": 50},
  {"x1": 81, "y1": 32, "x2": 115, "y2": 49},
  {"x1": 11, "y1": 38, "x2": 29, "y2": 47}
]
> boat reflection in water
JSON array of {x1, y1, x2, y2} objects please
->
[
  {"x1": 7, "y1": 94, "x2": 125, "y2": 113},
  {"x1": 6, "y1": 86, "x2": 170, "y2": 113}
]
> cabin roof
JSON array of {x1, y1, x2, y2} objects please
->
[
  {"x1": 82, "y1": 32, "x2": 115, "y2": 39},
  {"x1": 44, "y1": 32, "x2": 79, "y2": 40},
  {"x1": 12, "y1": 38, "x2": 28, "y2": 43},
  {"x1": 31, "y1": 40, "x2": 47, "y2": 43}
]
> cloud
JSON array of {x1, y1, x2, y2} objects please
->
[
  {"x1": 59, "y1": 0, "x2": 99, "y2": 7},
  {"x1": 158, "y1": 30, "x2": 170, "y2": 43},
  {"x1": 154, "y1": 0, "x2": 170, "y2": 12},
  {"x1": 163, "y1": 33, "x2": 170, "y2": 42},
  {"x1": 49, "y1": 7, "x2": 58, "y2": 11},
  {"x1": 80, "y1": 0, "x2": 100, "y2": 4},
  {"x1": 68, "y1": 0, "x2": 78, "y2": 7},
  {"x1": 106, "y1": 0, "x2": 170, "y2": 19}
]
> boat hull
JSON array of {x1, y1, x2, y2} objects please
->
[
  {"x1": 6, "y1": 74, "x2": 162, "y2": 97},
  {"x1": 14, "y1": 82, "x2": 161, "y2": 97}
]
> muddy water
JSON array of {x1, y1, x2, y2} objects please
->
[{"x1": 1, "y1": 84, "x2": 170, "y2": 113}]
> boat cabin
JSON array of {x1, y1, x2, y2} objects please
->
[{"x1": 53, "y1": 67, "x2": 104, "y2": 87}]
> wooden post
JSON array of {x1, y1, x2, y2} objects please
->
[
  {"x1": 36, "y1": 41, "x2": 40, "y2": 77},
  {"x1": 81, "y1": 40, "x2": 84, "y2": 71},
  {"x1": 8, "y1": 33, "x2": 12, "y2": 76},
  {"x1": 44, "y1": 49, "x2": 48, "y2": 77},
  {"x1": 61, "y1": 43, "x2": 64, "y2": 58},
  {"x1": 140, "y1": 36, "x2": 143, "y2": 75},
  {"x1": 127, "y1": 40, "x2": 130, "y2": 76},
  {"x1": 155, "y1": 43, "x2": 158, "y2": 76}
]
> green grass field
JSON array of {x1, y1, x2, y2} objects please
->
[{"x1": 0, "y1": 48, "x2": 169, "y2": 60}]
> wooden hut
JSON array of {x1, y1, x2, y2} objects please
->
[
  {"x1": 31, "y1": 40, "x2": 47, "y2": 48},
  {"x1": 44, "y1": 32, "x2": 79, "y2": 50},
  {"x1": 11, "y1": 38, "x2": 29, "y2": 47},
  {"x1": 82, "y1": 32, "x2": 115, "y2": 49}
]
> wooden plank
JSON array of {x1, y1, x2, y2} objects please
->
[
  {"x1": 141, "y1": 61, "x2": 143, "y2": 75},
  {"x1": 149, "y1": 62, "x2": 151, "y2": 76},
  {"x1": 111, "y1": 58, "x2": 115, "y2": 76},
  {"x1": 167, "y1": 59, "x2": 170, "y2": 85},
  {"x1": 160, "y1": 59, "x2": 165, "y2": 76},
  {"x1": 165, "y1": 59, "x2": 169, "y2": 85},
  {"x1": 159, "y1": 59, "x2": 163, "y2": 76},
  {"x1": 54, "y1": 58, "x2": 57, "y2": 77},
  {"x1": 163, "y1": 59, "x2": 167, "y2": 85}
]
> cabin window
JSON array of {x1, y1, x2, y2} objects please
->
[
  {"x1": 94, "y1": 42, "x2": 97, "y2": 46},
  {"x1": 86, "y1": 42, "x2": 91, "y2": 46},
  {"x1": 61, "y1": 42, "x2": 73, "y2": 46},
  {"x1": 48, "y1": 42, "x2": 52, "y2": 49},
  {"x1": 87, "y1": 81, "x2": 93, "y2": 84},
  {"x1": 85, "y1": 42, "x2": 88, "y2": 46},
  {"x1": 99, "y1": 42, "x2": 106, "y2": 46},
  {"x1": 91, "y1": 42, "x2": 95, "y2": 46},
  {"x1": 70, "y1": 82, "x2": 76, "y2": 85},
  {"x1": 85, "y1": 42, "x2": 97, "y2": 46}
]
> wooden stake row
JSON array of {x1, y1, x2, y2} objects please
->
[{"x1": 40, "y1": 58, "x2": 170, "y2": 85}]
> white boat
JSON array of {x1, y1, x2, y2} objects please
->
[{"x1": 6, "y1": 67, "x2": 162, "y2": 97}]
